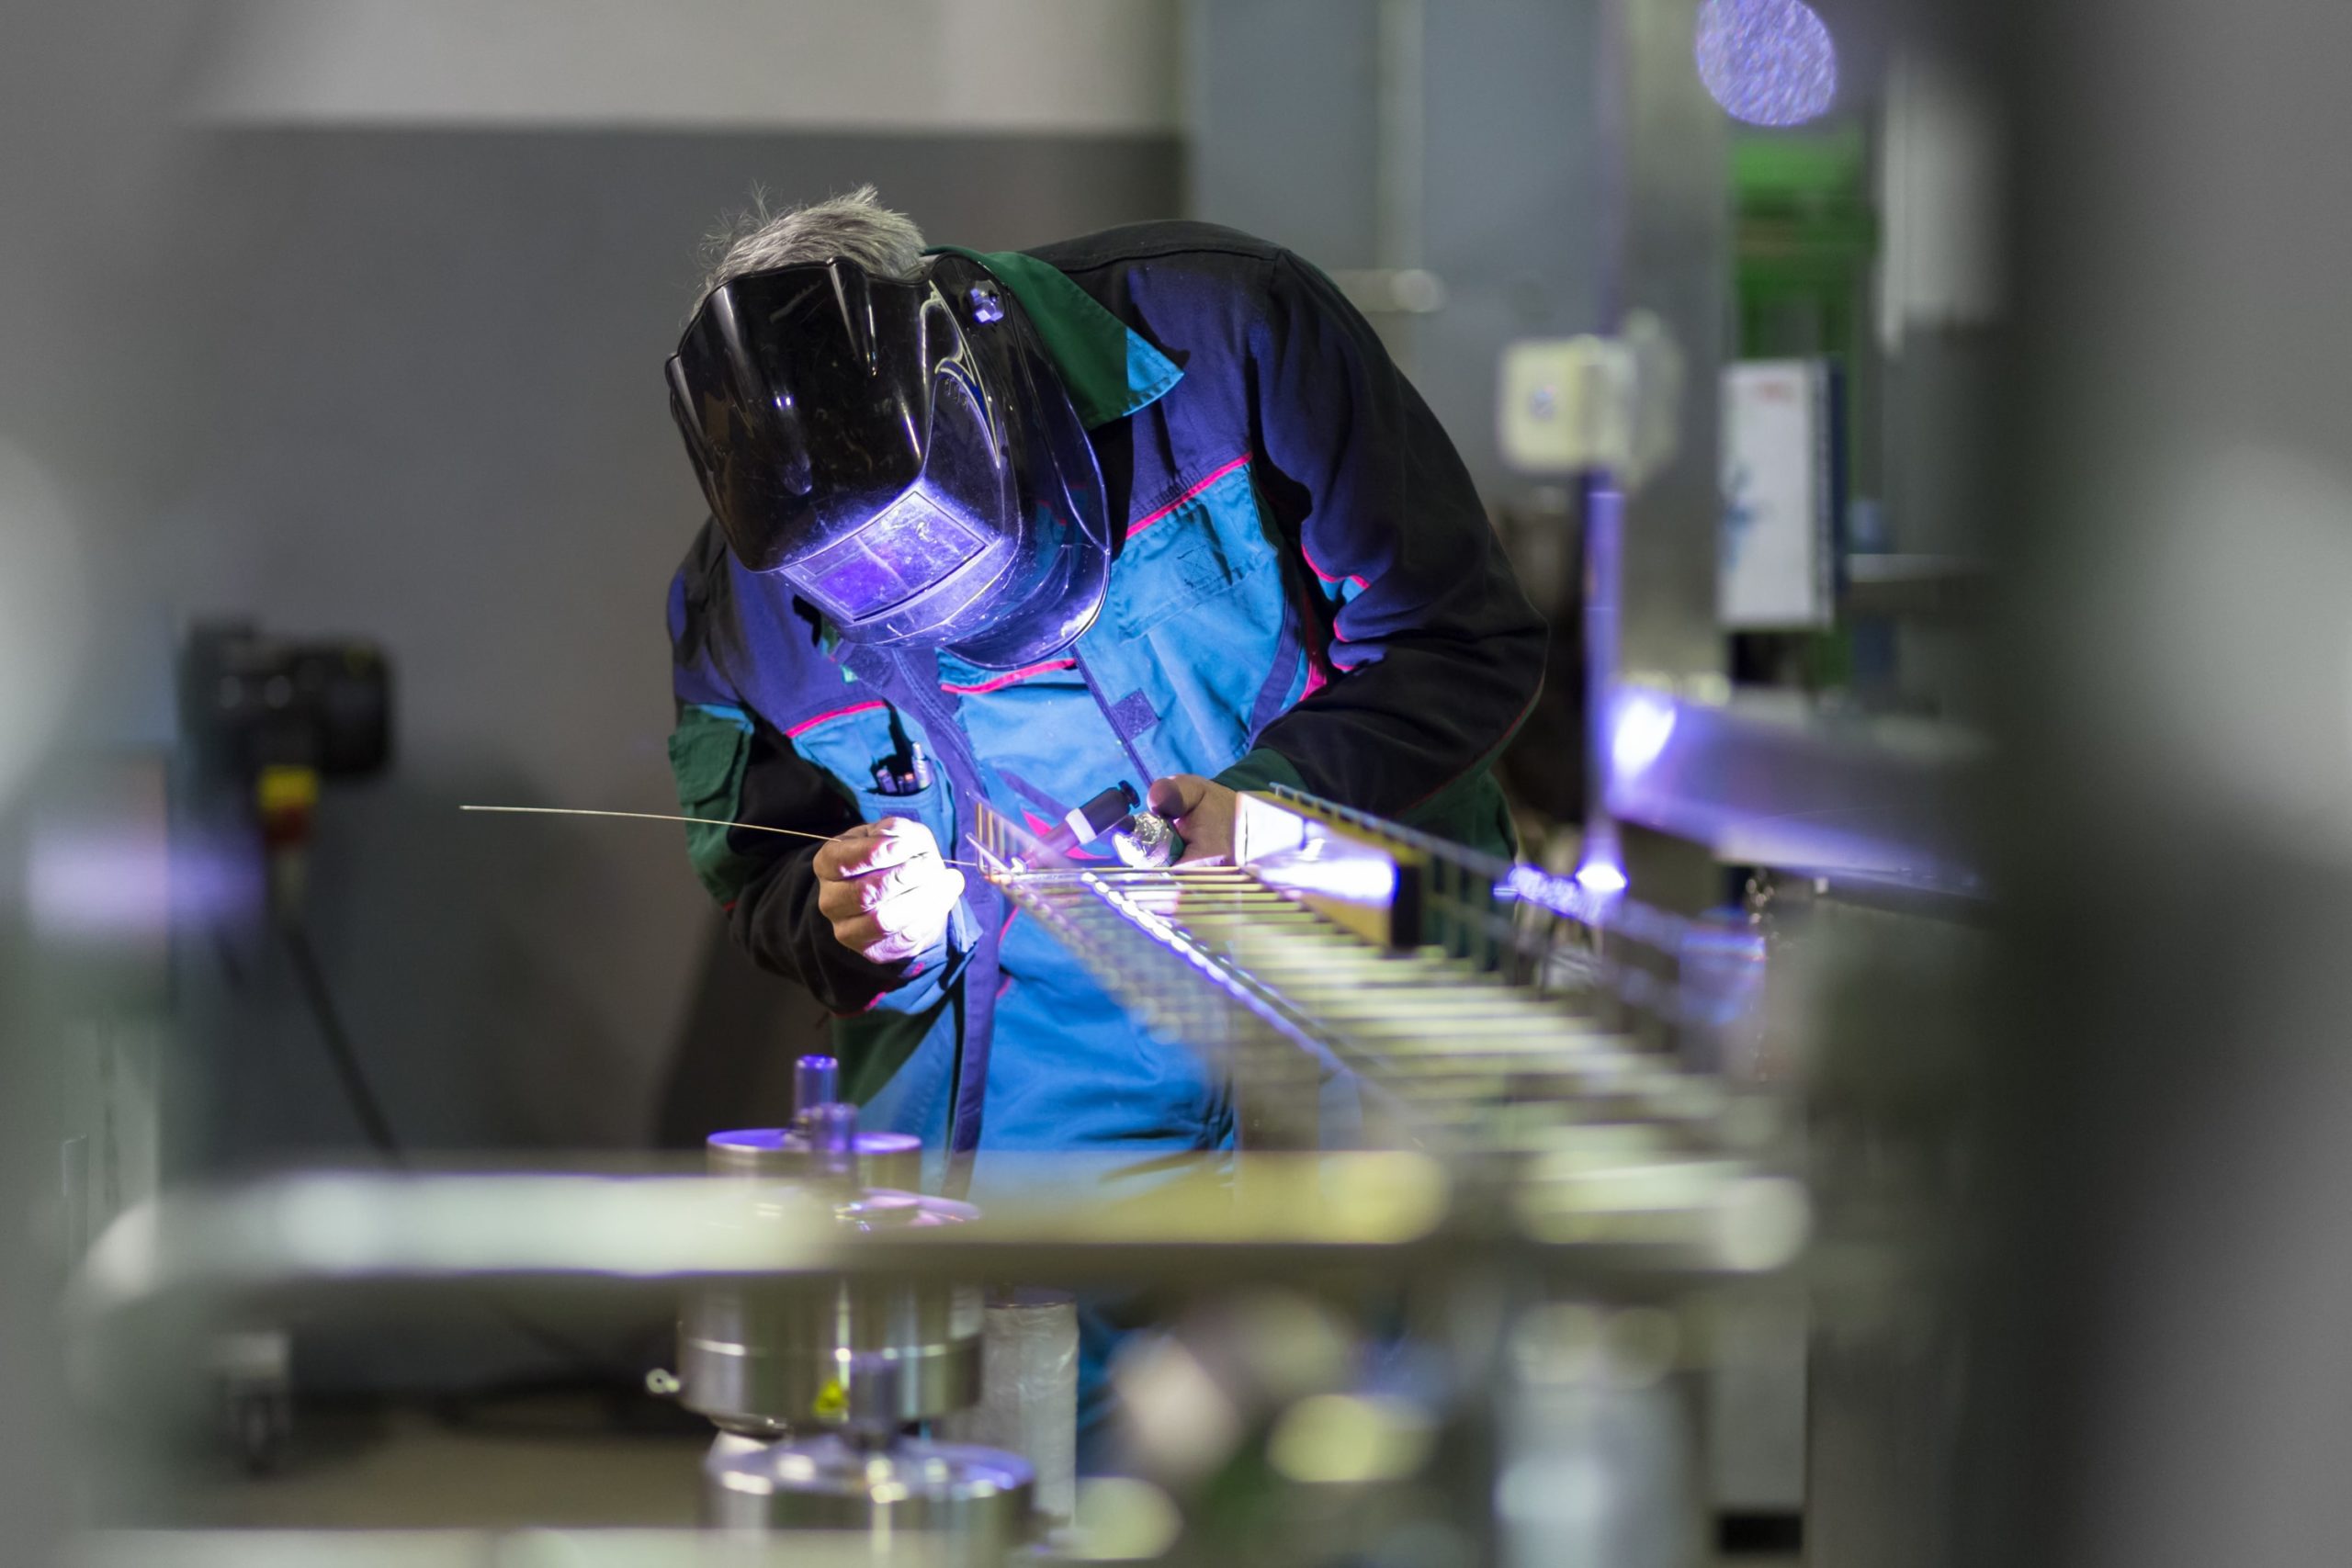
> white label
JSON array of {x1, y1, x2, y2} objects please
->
[{"x1": 1720, "y1": 361, "x2": 1835, "y2": 629}]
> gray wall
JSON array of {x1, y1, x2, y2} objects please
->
[
  {"x1": 1187, "y1": 0, "x2": 1606, "y2": 824},
  {"x1": 1188, "y1": 0, "x2": 1608, "y2": 504},
  {"x1": 159, "y1": 130, "x2": 1181, "y2": 1164}
]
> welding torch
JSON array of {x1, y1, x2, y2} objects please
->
[{"x1": 1017, "y1": 781, "x2": 1183, "y2": 870}]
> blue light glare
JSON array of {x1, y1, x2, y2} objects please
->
[
  {"x1": 1610, "y1": 690, "x2": 1679, "y2": 781},
  {"x1": 1574, "y1": 860, "x2": 1630, "y2": 897},
  {"x1": 1696, "y1": 0, "x2": 1838, "y2": 128},
  {"x1": 1497, "y1": 861, "x2": 1623, "y2": 926}
]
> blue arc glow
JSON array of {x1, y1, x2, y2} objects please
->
[
  {"x1": 1610, "y1": 690, "x2": 1679, "y2": 781},
  {"x1": 1498, "y1": 862, "x2": 1623, "y2": 924},
  {"x1": 1573, "y1": 860, "x2": 1630, "y2": 897},
  {"x1": 1696, "y1": 0, "x2": 1838, "y2": 128}
]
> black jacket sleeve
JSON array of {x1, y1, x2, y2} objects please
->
[
  {"x1": 667, "y1": 557, "x2": 943, "y2": 1016},
  {"x1": 727, "y1": 724, "x2": 940, "y2": 1014},
  {"x1": 1242, "y1": 252, "x2": 1547, "y2": 819}
]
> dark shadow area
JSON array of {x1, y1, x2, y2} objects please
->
[{"x1": 653, "y1": 916, "x2": 832, "y2": 1148}]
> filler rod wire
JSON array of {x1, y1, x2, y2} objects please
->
[{"x1": 458, "y1": 804, "x2": 986, "y2": 870}]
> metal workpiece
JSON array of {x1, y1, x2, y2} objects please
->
[
  {"x1": 705, "y1": 1433, "x2": 1035, "y2": 1565},
  {"x1": 707, "y1": 1126, "x2": 923, "y2": 1194},
  {"x1": 679, "y1": 1136, "x2": 985, "y2": 1434},
  {"x1": 793, "y1": 1055, "x2": 842, "y2": 1122},
  {"x1": 683, "y1": 1092, "x2": 1046, "y2": 1548},
  {"x1": 801, "y1": 1103, "x2": 863, "y2": 1189},
  {"x1": 680, "y1": 1269, "x2": 983, "y2": 1434},
  {"x1": 971, "y1": 787, "x2": 1770, "y2": 1174}
]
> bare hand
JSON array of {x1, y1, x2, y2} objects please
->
[
  {"x1": 813, "y1": 818, "x2": 966, "y2": 964},
  {"x1": 1147, "y1": 774, "x2": 1238, "y2": 865}
]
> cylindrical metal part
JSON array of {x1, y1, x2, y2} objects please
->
[
  {"x1": 804, "y1": 1102, "x2": 859, "y2": 1187},
  {"x1": 705, "y1": 1127, "x2": 922, "y2": 1193},
  {"x1": 793, "y1": 1054, "x2": 840, "y2": 1120},
  {"x1": 936, "y1": 1289, "x2": 1080, "y2": 1528},
  {"x1": 679, "y1": 1191, "x2": 985, "y2": 1435},
  {"x1": 704, "y1": 1433, "x2": 1035, "y2": 1565}
]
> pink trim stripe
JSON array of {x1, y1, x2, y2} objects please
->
[
  {"x1": 786, "y1": 699, "x2": 888, "y2": 739},
  {"x1": 940, "y1": 658, "x2": 1077, "y2": 695},
  {"x1": 1127, "y1": 453, "x2": 1251, "y2": 538},
  {"x1": 1302, "y1": 542, "x2": 1371, "y2": 592}
]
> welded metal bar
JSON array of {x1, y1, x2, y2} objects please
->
[{"x1": 973, "y1": 795, "x2": 1758, "y2": 1162}]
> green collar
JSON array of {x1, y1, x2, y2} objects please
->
[{"x1": 927, "y1": 245, "x2": 1182, "y2": 429}]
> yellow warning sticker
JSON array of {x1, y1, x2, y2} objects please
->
[{"x1": 812, "y1": 1378, "x2": 847, "y2": 1420}]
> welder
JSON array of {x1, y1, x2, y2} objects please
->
[{"x1": 662, "y1": 187, "x2": 1544, "y2": 1447}]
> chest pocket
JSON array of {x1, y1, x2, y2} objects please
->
[
  {"x1": 1085, "y1": 458, "x2": 1295, "y2": 778},
  {"x1": 786, "y1": 701, "x2": 957, "y2": 857},
  {"x1": 1109, "y1": 459, "x2": 1270, "y2": 637},
  {"x1": 1112, "y1": 529, "x2": 1244, "y2": 637}
]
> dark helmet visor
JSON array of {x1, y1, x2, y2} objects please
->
[{"x1": 666, "y1": 254, "x2": 1108, "y2": 666}]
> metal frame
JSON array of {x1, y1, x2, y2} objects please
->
[{"x1": 968, "y1": 789, "x2": 1772, "y2": 1176}]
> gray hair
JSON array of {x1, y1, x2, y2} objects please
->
[{"x1": 698, "y1": 185, "x2": 927, "y2": 298}]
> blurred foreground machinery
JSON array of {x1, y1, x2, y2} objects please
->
[
  {"x1": 675, "y1": 1060, "x2": 1043, "y2": 1560},
  {"x1": 66, "y1": 783, "x2": 1812, "y2": 1567}
]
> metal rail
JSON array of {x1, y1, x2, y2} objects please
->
[{"x1": 969, "y1": 789, "x2": 1773, "y2": 1167}]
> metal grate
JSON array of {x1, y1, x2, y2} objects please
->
[{"x1": 969, "y1": 790, "x2": 1758, "y2": 1160}]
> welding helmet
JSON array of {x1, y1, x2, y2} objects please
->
[{"x1": 666, "y1": 254, "x2": 1111, "y2": 669}]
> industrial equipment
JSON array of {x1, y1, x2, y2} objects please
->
[
  {"x1": 170, "y1": 621, "x2": 397, "y2": 1469},
  {"x1": 674, "y1": 1055, "x2": 1038, "y2": 1561},
  {"x1": 68, "y1": 777, "x2": 1805, "y2": 1564},
  {"x1": 970, "y1": 784, "x2": 1779, "y2": 1168}
]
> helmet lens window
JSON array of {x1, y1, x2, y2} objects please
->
[{"x1": 791, "y1": 488, "x2": 986, "y2": 623}]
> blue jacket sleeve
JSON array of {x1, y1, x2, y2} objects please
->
[{"x1": 1240, "y1": 252, "x2": 1547, "y2": 820}]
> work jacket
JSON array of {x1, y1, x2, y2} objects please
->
[{"x1": 665, "y1": 220, "x2": 1544, "y2": 1178}]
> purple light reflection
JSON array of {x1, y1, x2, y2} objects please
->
[
  {"x1": 1500, "y1": 863, "x2": 1619, "y2": 926},
  {"x1": 23, "y1": 827, "x2": 254, "y2": 941},
  {"x1": 1610, "y1": 689, "x2": 1679, "y2": 781},
  {"x1": 1249, "y1": 840, "x2": 1399, "y2": 908},
  {"x1": 1696, "y1": 0, "x2": 1838, "y2": 128}
]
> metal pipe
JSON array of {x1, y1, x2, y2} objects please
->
[
  {"x1": 793, "y1": 1055, "x2": 840, "y2": 1123},
  {"x1": 1374, "y1": 0, "x2": 1428, "y2": 373},
  {"x1": 803, "y1": 1102, "x2": 859, "y2": 1189}
]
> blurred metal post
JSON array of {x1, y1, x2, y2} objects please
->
[
  {"x1": 59, "y1": 1134, "x2": 89, "y2": 1273},
  {"x1": 1598, "y1": 0, "x2": 1734, "y2": 917},
  {"x1": 1962, "y1": 2, "x2": 2352, "y2": 1568},
  {"x1": 1373, "y1": 0, "x2": 1429, "y2": 373}
]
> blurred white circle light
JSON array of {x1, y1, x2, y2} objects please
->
[{"x1": 1697, "y1": 0, "x2": 1838, "y2": 128}]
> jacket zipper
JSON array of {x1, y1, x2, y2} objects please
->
[{"x1": 1072, "y1": 646, "x2": 1154, "y2": 791}]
